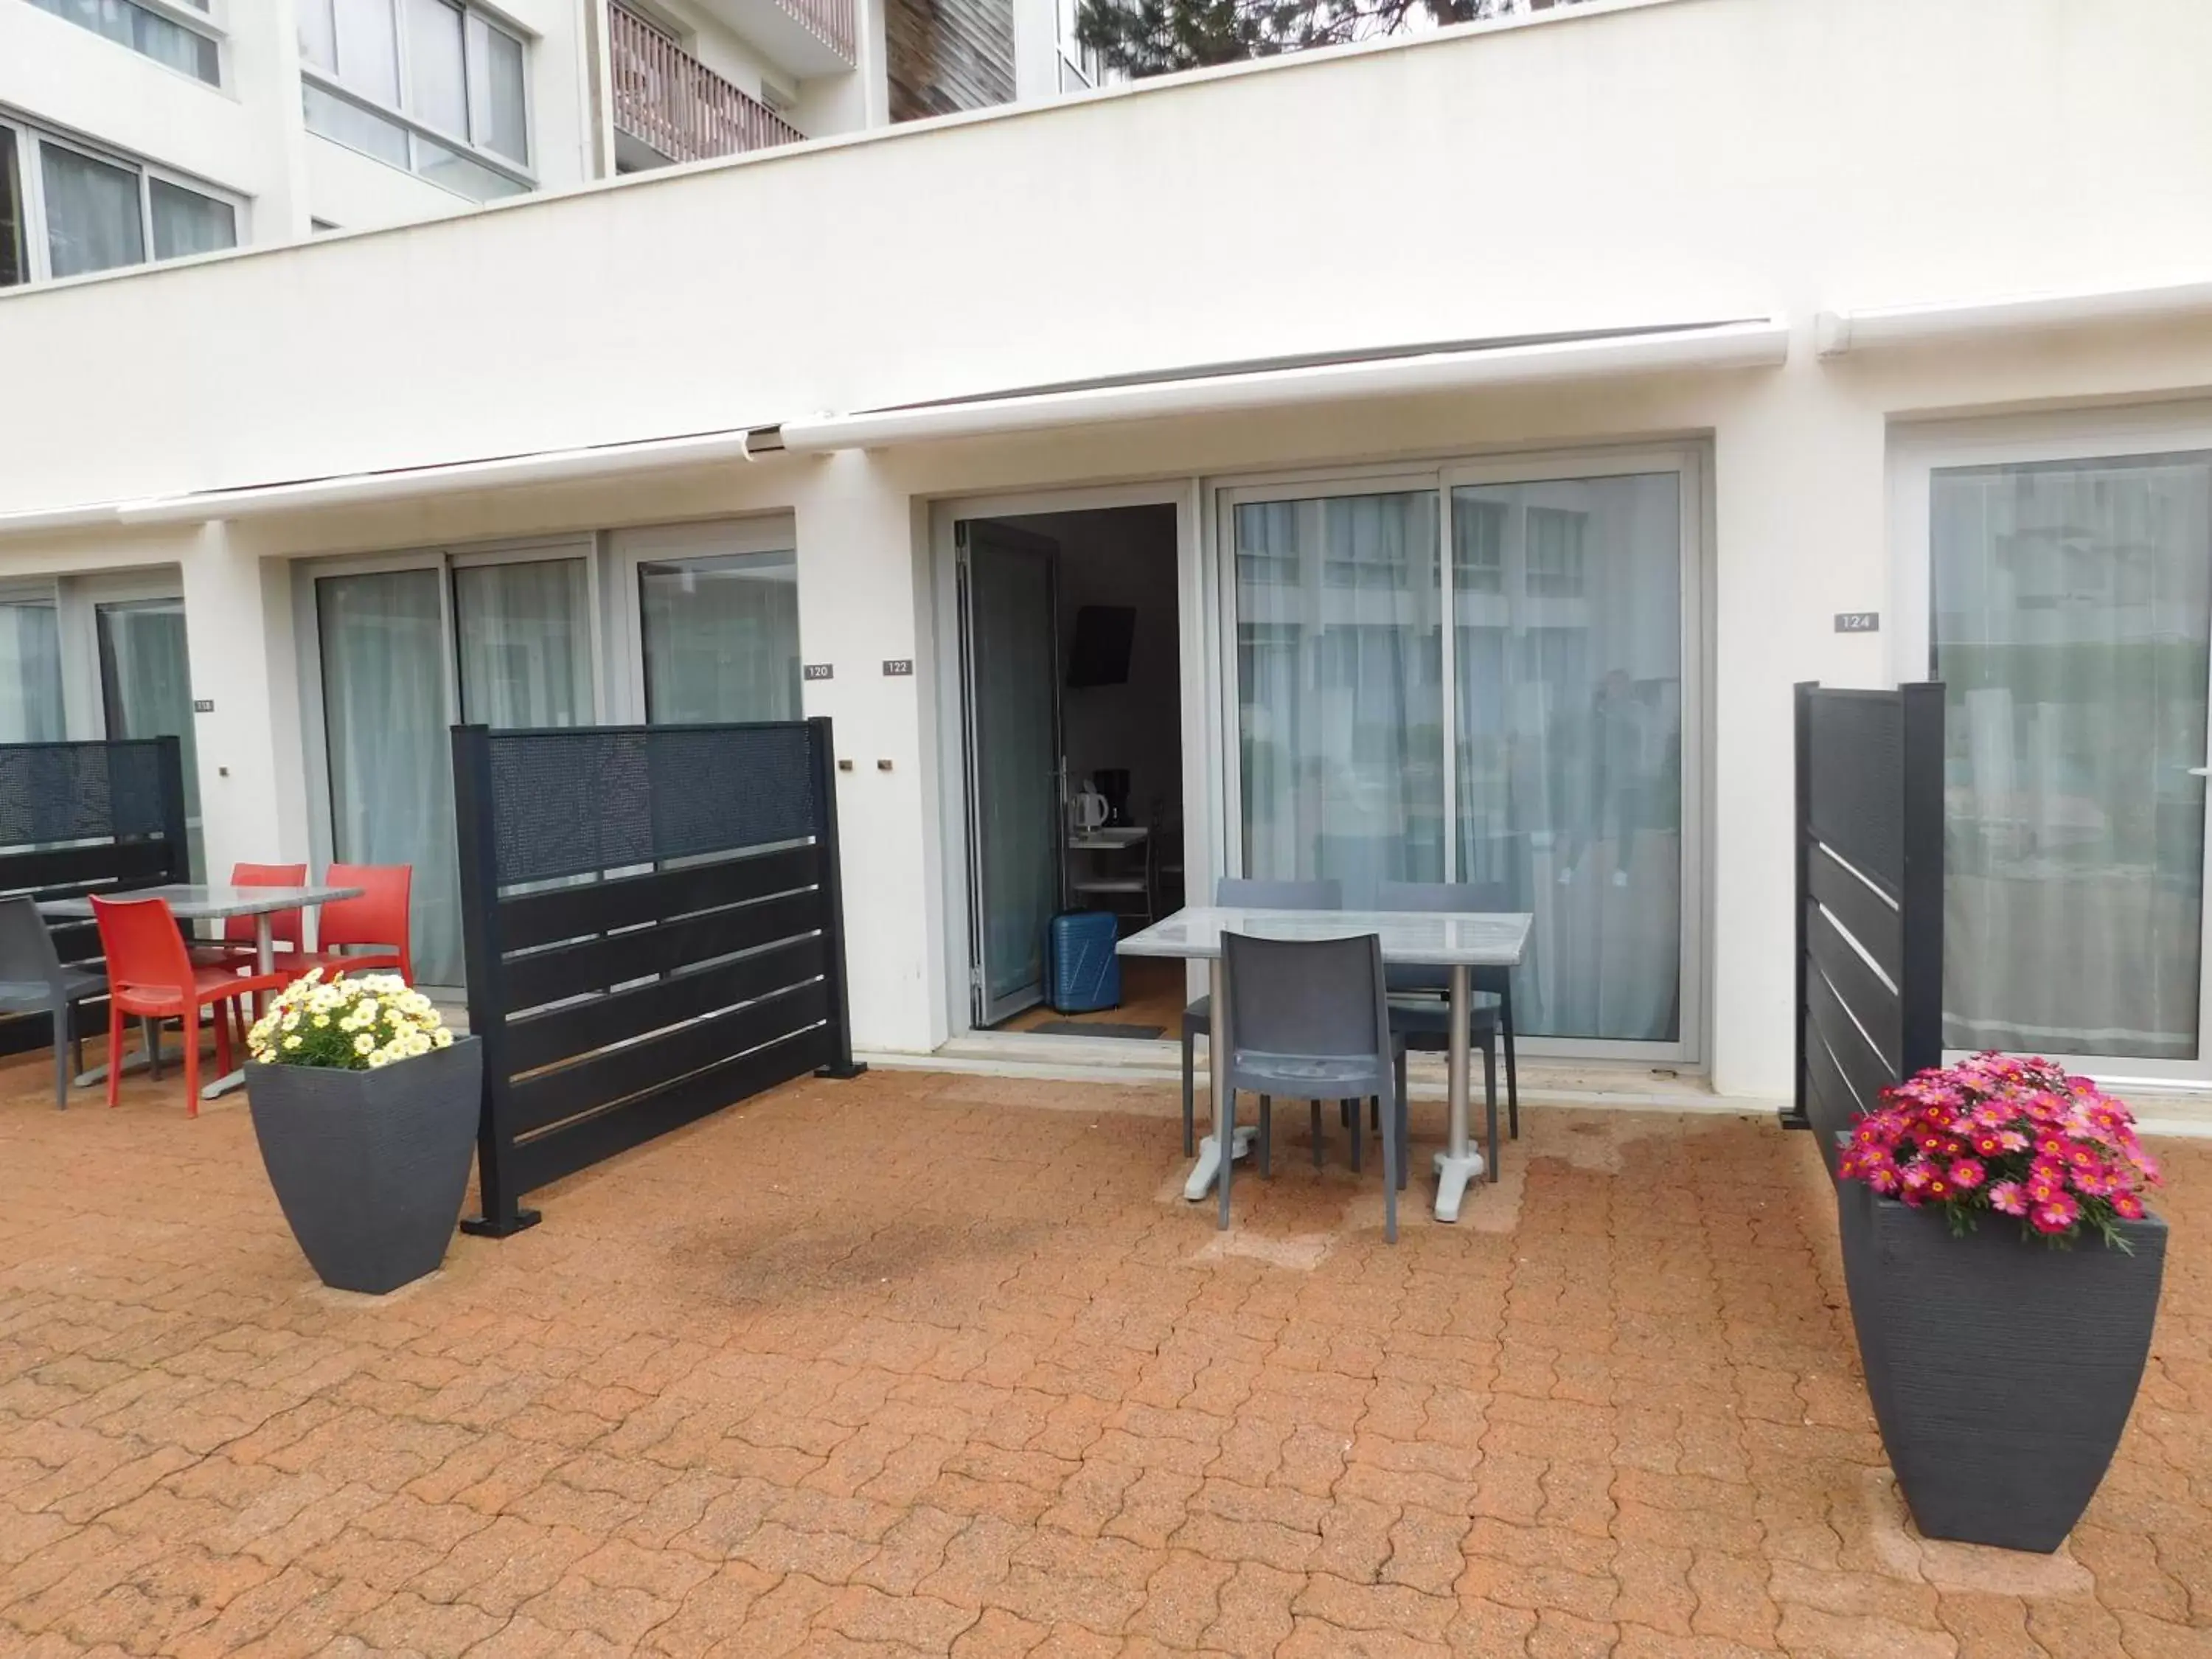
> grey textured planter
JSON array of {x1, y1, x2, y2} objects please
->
[
  {"x1": 1837, "y1": 1176, "x2": 2166, "y2": 1552},
  {"x1": 246, "y1": 1037, "x2": 481, "y2": 1295}
]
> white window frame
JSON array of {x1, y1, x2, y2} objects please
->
[
  {"x1": 1891, "y1": 400, "x2": 2212, "y2": 1092},
  {"x1": 0, "y1": 111, "x2": 244, "y2": 288},
  {"x1": 298, "y1": 0, "x2": 537, "y2": 198},
  {"x1": 1208, "y1": 442, "x2": 1710, "y2": 1067},
  {"x1": 25, "y1": 0, "x2": 226, "y2": 89}
]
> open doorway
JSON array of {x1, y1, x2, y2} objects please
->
[{"x1": 953, "y1": 503, "x2": 1185, "y2": 1037}]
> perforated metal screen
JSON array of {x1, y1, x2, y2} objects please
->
[
  {"x1": 484, "y1": 724, "x2": 819, "y2": 886},
  {"x1": 0, "y1": 740, "x2": 176, "y2": 849}
]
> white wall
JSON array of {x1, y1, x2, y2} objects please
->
[{"x1": 4, "y1": 0, "x2": 2212, "y2": 1089}]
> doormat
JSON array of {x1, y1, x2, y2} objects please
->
[{"x1": 1034, "y1": 1020, "x2": 1165, "y2": 1040}]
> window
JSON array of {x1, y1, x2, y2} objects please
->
[
  {"x1": 299, "y1": 0, "x2": 532, "y2": 201},
  {"x1": 27, "y1": 0, "x2": 220, "y2": 86},
  {"x1": 0, "y1": 114, "x2": 238, "y2": 287},
  {"x1": 639, "y1": 552, "x2": 801, "y2": 724},
  {"x1": 1225, "y1": 455, "x2": 1699, "y2": 1053}
]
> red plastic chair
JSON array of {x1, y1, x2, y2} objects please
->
[
  {"x1": 198, "y1": 862, "x2": 308, "y2": 961},
  {"x1": 92, "y1": 896, "x2": 288, "y2": 1117},
  {"x1": 300, "y1": 864, "x2": 414, "y2": 984}
]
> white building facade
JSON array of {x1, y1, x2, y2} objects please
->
[{"x1": 3, "y1": 0, "x2": 2212, "y2": 1111}]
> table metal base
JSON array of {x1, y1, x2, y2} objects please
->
[
  {"x1": 1433, "y1": 1149, "x2": 1488, "y2": 1223},
  {"x1": 201, "y1": 1068, "x2": 247, "y2": 1102},
  {"x1": 1183, "y1": 1125, "x2": 1258, "y2": 1201},
  {"x1": 72, "y1": 1046, "x2": 181, "y2": 1090}
]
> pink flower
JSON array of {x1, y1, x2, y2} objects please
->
[
  {"x1": 1988, "y1": 1181, "x2": 2028, "y2": 1216},
  {"x1": 1997, "y1": 1130, "x2": 2030, "y2": 1152},
  {"x1": 2031, "y1": 1194, "x2": 2081, "y2": 1235},
  {"x1": 1947, "y1": 1158, "x2": 1986, "y2": 1191},
  {"x1": 2112, "y1": 1192, "x2": 2147, "y2": 1220}
]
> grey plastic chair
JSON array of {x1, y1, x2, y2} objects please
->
[
  {"x1": 1180, "y1": 877, "x2": 1341, "y2": 1155},
  {"x1": 1219, "y1": 930, "x2": 1400, "y2": 1243},
  {"x1": 1380, "y1": 880, "x2": 1507, "y2": 1183},
  {"x1": 0, "y1": 897, "x2": 106, "y2": 1109}
]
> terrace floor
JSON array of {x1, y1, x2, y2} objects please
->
[{"x1": 0, "y1": 1055, "x2": 2207, "y2": 1658}]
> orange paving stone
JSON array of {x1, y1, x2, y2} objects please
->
[{"x1": 0, "y1": 1051, "x2": 2207, "y2": 1656}]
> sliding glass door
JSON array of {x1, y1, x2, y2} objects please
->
[
  {"x1": 1222, "y1": 451, "x2": 1700, "y2": 1057},
  {"x1": 610, "y1": 522, "x2": 803, "y2": 726},
  {"x1": 314, "y1": 546, "x2": 598, "y2": 987},
  {"x1": 1929, "y1": 448, "x2": 2212, "y2": 1072}
]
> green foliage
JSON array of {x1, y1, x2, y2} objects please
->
[{"x1": 1076, "y1": 0, "x2": 1569, "y2": 80}]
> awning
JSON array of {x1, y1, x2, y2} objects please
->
[
  {"x1": 774, "y1": 318, "x2": 1790, "y2": 452},
  {"x1": 0, "y1": 422, "x2": 787, "y2": 538},
  {"x1": 1817, "y1": 274, "x2": 2212, "y2": 355}
]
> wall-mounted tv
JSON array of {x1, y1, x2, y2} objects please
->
[{"x1": 1067, "y1": 605, "x2": 1136, "y2": 687}]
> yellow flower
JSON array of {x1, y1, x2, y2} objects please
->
[
  {"x1": 283, "y1": 1034, "x2": 302, "y2": 1050},
  {"x1": 432, "y1": 1028, "x2": 453, "y2": 1048},
  {"x1": 313, "y1": 1014, "x2": 330, "y2": 1028},
  {"x1": 366, "y1": 1049, "x2": 389, "y2": 1068},
  {"x1": 353, "y1": 1032, "x2": 375, "y2": 1055}
]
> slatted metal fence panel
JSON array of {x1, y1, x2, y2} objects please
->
[
  {"x1": 453, "y1": 717, "x2": 861, "y2": 1237},
  {"x1": 1787, "y1": 683, "x2": 1944, "y2": 1172}
]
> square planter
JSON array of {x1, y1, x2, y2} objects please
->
[
  {"x1": 246, "y1": 1036, "x2": 482, "y2": 1295},
  {"x1": 1837, "y1": 1175, "x2": 2165, "y2": 1552}
]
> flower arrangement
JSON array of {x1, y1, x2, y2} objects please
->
[
  {"x1": 1837, "y1": 1053, "x2": 2160, "y2": 1247},
  {"x1": 246, "y1": 970, "x2": 454, "y2": 1071}
]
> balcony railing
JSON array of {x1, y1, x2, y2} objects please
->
[
  {"x1": 777, "y1": 0, "x2": 854, "y2": 63},
  {"x1": 610, "y1": 6, "x2": 807, "y2": 167}
]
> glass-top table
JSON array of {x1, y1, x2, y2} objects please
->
[{"x1": 1119, "y1": 905, "x2": 1533, "y2": 1224}]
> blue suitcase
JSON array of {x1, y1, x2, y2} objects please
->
[{"x1": 1047, "y1": 911, "x2": 1122, "y2": 1014}]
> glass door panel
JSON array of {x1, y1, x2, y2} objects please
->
[
  {"x1": 96, "y1": 597, "x2": 202, "y2": 877},
  {"x1": 453, "y1": 558, "x2": 594, "y2": 728},
  {"x1": 1233, "y1": 490, "x2": 1444, "y2": 905},
  {"x1": 318, "y1": 569, "x2": 458, "y2": 983},
  {"x1": 639, "y1": 551, "x2": 801, "y2": 723},
  {"x1": 1450, "y1": 474, "x2": 1683, "y2": 1043},
  {"x1": 1931, "y1": 451, "x2": 2212, "y2": 1062},
  {"x1": 0, "y1": 599, "x2": 63, "y2": 741}
]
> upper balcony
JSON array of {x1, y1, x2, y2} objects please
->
[
  {"x1": 689, "y1": 0, "x2": 855, "y2": 80},
  {"x1": 611, "y1": 4, "x2": 808, "y2": 168}
]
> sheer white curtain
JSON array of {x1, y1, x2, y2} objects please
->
[
  {"x1": 0, "y1": 601, "x2": 63, "y2": 742},
  {"x1": 453, "y1": 559, "x2": 594, "y2": 729},
  {"x1": 97, "y1": 599, "x2": 203, "y2": 878},
  {"x1": 318, "y1": 570, "x2": 459, "y2": 984},
  {"x1": 1235, "y1": 492, "x2": 1444, "y2": 906},
  {"x1": 1933, "y1": 453, "x2": 2212, "y2": 1061},
  {"x1": 639, "y1": 552, "x2": 801, "y2": 723},
  {"x1": 1453, "y1": 476, "x2": 1682, "y2": 1042},
  {"x1": 40, "y1": 143, "x2": 142, "y2": 279}
]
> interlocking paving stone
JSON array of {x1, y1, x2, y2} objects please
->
[{"x1": 0, "y1": 1054, "x2": 2206, "y2": 1655}]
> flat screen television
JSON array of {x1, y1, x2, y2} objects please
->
[{"x1": 1067, "y1": 605, "x2": 1136, "y2": 687}]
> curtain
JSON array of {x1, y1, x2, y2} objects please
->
[
  {"x1": 1933, "y1": 453, "x2": 2212, "y2": 1060},
  {"x1": 1453, "y1": 475, "x2": 1682, "y2": 1042},
  {"x1": 639, "y1": 552, "x2": 801, "y2": 723},
  {"x1": 0, "y1": 601, "x2": 63, "y2": 743},
  {"x1": 41, "y1": 143, "x2": 142, "y2": 279},
  {"x1": 1234, "y1": 492, "x2": 1444, "y2": 906},
  {"x1": 28, "y1": 0, "x2": 216, "y2": 82},
  {"x1": 318, "y1": 570, "x2": 459, "y2": 984},
  {"x1": 453, "y1": 560, "x2": 594, "y2": 729},
  {"x1": 96, "y1": 599, "x2": 202, "y2": 878},
  {"x1": 1, "y1": 130, "x2": 26, "y2": 289},
  {"x1": 149, "y1": 181, "x2": 234, "y2": 261}
]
